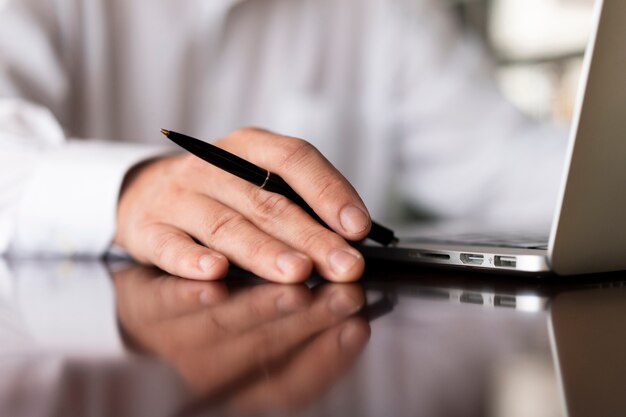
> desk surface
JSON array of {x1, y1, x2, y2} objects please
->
[{"x1": 1, "y1": 260, "x2": 625, "y2": 417}]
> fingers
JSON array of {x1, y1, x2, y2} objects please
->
[
  {"x1": 160, "y1": 284, "x2": 313, "y2": 349},
  {"x1": 116, "y1": 130, "x2": 372, "y2": 283},
  {"x1": 200, "y1": 172, "x2": 365, "y2": 282},
  {"x1": 232, "y1": 317, "x2": 370, "y2": 413},
  {"x1": 216, "y1": 128, "x2": 372, "y2": 241},
  {"x1": 240, "y1": 284, "x2": 364, "y2": 363},
  {"x1": 114, "y1": 267, "x2": 230, "y2": 321},
  {"x1": 202, "y1": 284, "x2": 312, "y2": 334},
  {"x1": 164, "y1": 193, "x2": 314, "y2": 283},
  {"x1": 138, "y1": 224, "x2": 230, "y2": 281},
  {"x1": 176, "y1": 284, "x2": 365, "y2": 393}
]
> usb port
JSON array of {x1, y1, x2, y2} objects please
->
[
  {"x1": 495, "y1": 256, "x2": 517, "y2": 268},
  {"x1": 460, "y1": 292, "x2": 484, "y2": 305},
  {"x1": 460, "y1": 253, "x2": 484, "y2": 265},
  {"x1": 494, "y1": 295, "x2": 516, "y2": 308}
]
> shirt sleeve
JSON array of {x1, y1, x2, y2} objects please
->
[
  {"x1": 0, "y1": 0, "x2": 167, "y2": 256},
  {"x1": 0, "y1": 100, "x2": 167, "y2": 256},
  {"x1": 395, "y1": 0, "x2": 568, "y2": 228}
]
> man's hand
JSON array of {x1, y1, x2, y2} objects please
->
[{"x1": 114, "y1": 128, "x2": 371, "y2": 283}]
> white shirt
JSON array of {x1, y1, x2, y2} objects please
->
[{"x1": 0, "y1": 0, "x2": 567, "y2": 257}]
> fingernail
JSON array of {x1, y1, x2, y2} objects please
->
[
  {"x1": 199, "y1": 254, "x2": 221, "y2": 273},
  {"x1": 276, "y1": 292, "x2": 302, "y2": 312},
  {"x1": 199, "y1": 290, "x2": 213, "y2": 305},
  {"x1": 339, "y1": 205, "x2": 370, "y2": 235},
  {"x1": 329, "y1": 291, "x2": 361, "y2": 316},
  {"x1": 328, "y1": 249, "x2": 361, "y2": 275},
  {"x1": 276, "y1": 252, "x2": 309, "y2": 276},
  {"x1": 339, "y1": 321, "x2": 365, "y2": 350}
]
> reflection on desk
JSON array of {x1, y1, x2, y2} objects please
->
[
  {"x1": 115, "y1": 265, "x2": 369, "y2": 414},
  {"x1": 550, "y1": 287, "x2": 626, "y2": 417},
  {"x1": 1, "y1": 260, "x2": 625, "y2": 416}
]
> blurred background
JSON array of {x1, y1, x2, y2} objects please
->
[
  {"x1": 453, "y1": 0, "x2": 595, "y2": 124},
  {"x1": 0, "y1": 0, "x2": 595, "y2": 124}
]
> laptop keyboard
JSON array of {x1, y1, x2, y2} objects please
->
[{"x1": 403, "y1": 232, "x2": 550, "y2": 250}]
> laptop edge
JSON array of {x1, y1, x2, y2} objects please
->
[{"x1": 363, "y1": 0, "x2": 626, "y2": 277}]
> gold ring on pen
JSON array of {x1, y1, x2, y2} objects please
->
[{"x1": 259, "y1": 170, "x2": 271, "y2": 190}]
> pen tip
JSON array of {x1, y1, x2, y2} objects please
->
[{"x1": 160, "y1": 128, "x2": 170, "y2": 137}]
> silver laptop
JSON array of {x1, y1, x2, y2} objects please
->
[{"x1": 363, "y1": 0, "x2": 626, "y2": 276}]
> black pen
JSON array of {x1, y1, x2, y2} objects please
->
[{"x1": 160, "y1": 129, "x2": 398, "y2": 246}]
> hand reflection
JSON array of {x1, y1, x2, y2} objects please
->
[{"x1": 113, "y1": 266, "x2": 370, "y2": 413}]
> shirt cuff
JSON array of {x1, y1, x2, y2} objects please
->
[{"x1": 11, "y1": 140, "x2": 169, "y2": 256}]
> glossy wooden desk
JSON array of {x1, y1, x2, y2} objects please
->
[{"x1": 1, "y1": 260, "x2": 624, "y2": 417}]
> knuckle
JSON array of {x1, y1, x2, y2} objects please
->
[
  {"x1": 206, "y1": 313, "x2": 229, "y2": 335},
  {"x1": 178, "y1": 154, "x2": 206, "y2": 176},
  {"x1": 204, "y1": 211, "x2": 246, "y2": 240},
  {"x1": 251, "y1": 192, "x2": 293, "y2": 223},
  {"x1": 230, "y1": 126, "x2": 269, "y2": 141},
  {"x1": 277, "y1": 139, "x2": 318, "y2": 171},
  {"x1": 240, "y1": 126, "x2": 268, "y2": 135},
  {"x1": 313, "y1": 173, "x2": 345, "y2": 201},
  {"x1": 243, "y1": 236, "x2": 269, "y2": 260},
  {"x1": 244, "y1": 299, "x2": 265, "y2": 320},
  {"x1": 162, "y1": 179, "x2": 185, "y2": 199},
  {"x1": 151, "y1": 231, "x2": 181, "y2": 264},
  {"x1": 298, "y1": 227, "x2": 335, "y2": 252}
]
